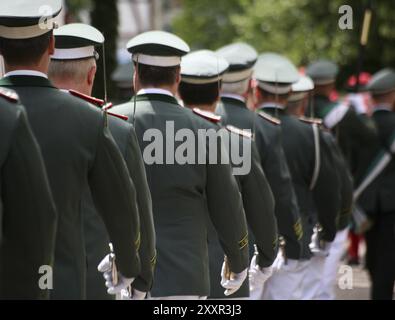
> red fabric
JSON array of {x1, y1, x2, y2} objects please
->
[{"x1": 349, "y1": 232, "x2": 362, "y2": 259}]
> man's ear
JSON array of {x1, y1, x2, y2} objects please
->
[
  {"x1": 48, "y1": 34, "x2": 55, "y2": 56},
  {"x1": 87, "y1": 65, "x2": 97, "y2": 86},
  {"x1": 175, "y1": 67, "x2": 181, "y2": 85}
]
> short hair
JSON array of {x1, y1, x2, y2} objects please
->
[
  {"x1": 222, "y1": 78, "x2": 250, "y2": 96},
  {"x1": 48, "y1": 58, "x2": 96, "y2": 82},
  {"x1": 257, "y1": 87, "x2": 290, "y2": 101},
  {"x1": 135, "y1": 63, "x2": 179, "y2": 87},
  {"x1": 179, "y1": 81, "x2": 221, "y2": 106},
  {"x1": 0, "y1": 31, "x2": 53, "y2": 66}
]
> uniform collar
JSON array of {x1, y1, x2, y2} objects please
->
[
  {"x1": 133, "y1": 90, "x2": 180, "y2": 106},
  {"x1": 221, "y1": 95, "x2": 247, "y2": 109},
  {"x1": 4, "y1": 70, "x2": 48, "y2": 79},
  {"x1": 258, "y1": 102, "x2": 286, "y2": 110},
  {"x1": 373, "y1": 104, "x2": 393, "y2": 113},
  {"x1": 0, "y1": 74, "x2": 55, "y2": 88},
  {"x1": 221, "y1": 93, "x2": 246, "y2": 103},
  {"x1": 137, "y1": 88, "x2": 174, "y2": 97}
]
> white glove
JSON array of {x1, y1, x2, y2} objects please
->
[
  {"x1": 346, "y1": 93, "x2": 371, "y2": 115},
  {"x1": 98, "y1": 254, "x2": 135, "y2": 295},
  {"x1": 309, "y1": 230, "x2": 332, "y2": 258},
  {"x1": 249, "y1": 254, "x2": 273, "y2": 300},
  {"x1": 272, "y1": 250, "x2": 285, "y2": 271},
  {"x1": 119, "y1": 288, "x2": 147, "y2": 300},
  {"x1": 220, "y1": 260, "x2": 248, "y2": 297}
]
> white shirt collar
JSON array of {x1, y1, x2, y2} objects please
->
[
  {"x1": 137, "y1": 88, "x2": 174, "y2": 97},
  {"x1": 221, "y1": 93, "x2": 246, "y2": 103},
  {"x1": 373, "y1": 104, "x2": 392, "y2": 113},
  {"x1": 259, "y1": 102, "x2": 285, "y2": 110},
  {"x1": 4, "y1": 70, "x2": 48, "y2": 79}
]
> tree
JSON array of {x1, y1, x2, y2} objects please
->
[
  {"x1": 90, "y1": 0, "x2": 119, "y2": 100},
  {"x1": 65, "y1": 0, "x2": 91, "y2": 22},
  {"x1": 172, "y1": 0, "x2": 395, "y2": 85}
]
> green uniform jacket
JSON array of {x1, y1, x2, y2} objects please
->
[
  {"x1": 358, "y1": 108, "x2": 395, "y2": 216},
  {"x1": 0, "y1": 91, "x2": 57, "y2": 299},
  {"x1": 322, "y1": 131, "x2": 354, "y2": 231},
  {"x1": 217, "y1": 97, "x2": 303, "y2": 260},
  {"x1": 112, "y1": 93, "x2": 249, "y2": 297},
  {"x1": 311, "y1": 95, "x2": 377, "y2": 174},
  {"x1": 84, "y1": 113, "x2": 156, "y2": 299},
  {"x1": 0, "y1": 76, "x2": 141, "y2": 299},
  {"x1": 204, "y1": 121, "x2": 278, "y2": 299},
  {"x1": 263, "y1": 107, "x2": 340, "y2": 251}
]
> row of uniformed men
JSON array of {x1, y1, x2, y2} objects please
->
[{"x1": 1, "y1": 0, "x2": 394, "y2": 300}]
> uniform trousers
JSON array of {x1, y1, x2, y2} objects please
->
[
  {"x1": 316, "y1": 228, "x2": 349, "y2": 300},
  {"x1": 365, "y1": 212, "x2": 395, "y2": 300},
  {"x1": 262, "y1": 259, "x2": 310, "y2": 300},
  {"x1": 299, "y1": 255, "x2": 326, "y2": 300}
]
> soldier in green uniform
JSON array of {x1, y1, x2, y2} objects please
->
[
  {"x1": 48, "y1": 24, "x2": 156, "y2": 300},
  {"x1": 358, "y1": 69, "x2": 395, "y2": 300},
  {"x1": 286, "y1": 75, "x2": 354, "y2": 299},
  {"x1": 110, "y1": 31, "x2": 250, "y2": 299},
  {"x1": 0, "y1": 0, "x2": 141, "y2": 299},
  {"x1": 254, "y1": 53, "x2": 340, "y2": 300},
  {"x1": 215, "y1": 43, "x2": 303, "y2": 299},
  {"x1": 0, "y1": 89, "x2": 57, "y2": 299},
  {"x1": 178, "y1": 49, "x2": 278, "y2": 299},
  {"x1": 306, "y1": 59, "x2": 377, "y2": 172},
  {"x1": 306, "y1": 59, "x2": 377, "y2": 299}
]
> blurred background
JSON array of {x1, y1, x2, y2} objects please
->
[{"x1": 59, "y1": 0, "x2": 394, "y2": 104}]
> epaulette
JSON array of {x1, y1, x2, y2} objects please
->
[
  {"x1": 258, "y1": 111, "x2": 281, "y2": 125},
  {"x1": 193, "y1": 108, "x2": 221, "y2": 124},
  {"x1": 67, "y1": 90, "x2": 127, "y2": 120},
  {"x1": 0, "y1": 88, "x2": 19, "y2": 103},
  {"x1": 106, "y1": 111, "x2": 129, "y2": 122},
  {"x1": 226, "y1": 125, "x2": 253, "y2": 139},
  {"x1": 299, "y1": 116, "x2": 323, "y2": 126},
  {"x1": 69, "y1": 89, "x2": 105, "y2": 107}
]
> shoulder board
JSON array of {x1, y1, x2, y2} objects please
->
[
  {"x1": 299, "y1": 116, "x2": 323, "y2": 126},
  {"x1": 102, "y1": 102, "x2": 114, "y2": 111},
  {"x1": 106, "y1": 111, "x2": 129, "y2": 122},
  {"x1": 226, "y1": 125, "x2": 252, "y2": 139},
  {"x1": 193, "y1": 108, "x2": 221, "y2": 124},
  {"x1": 258, "y1": 111, "x2": 281, "y2": 125},
  {"x1": 69, "y1": 89, "x2": 105, "y2": 107},
  {"x1": 0, "y1": 88, "x2": 19, "y2": 103}
]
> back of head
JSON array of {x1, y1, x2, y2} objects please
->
[
  {"x1": 217, "y1": 42, "x2": 258, "y2": 96},
  {"x1": 127, "y1": 30, "x2": 190, "y2": 90},
  {"x1": 0, "y1": 32, "x2": 53, "y2": 67},
  {"x1": 0, "y1": 0, "x2": 62, "y2": 67},
  {"x1": 49, "y1": 23, "x2": 104, "y2": 92},
  {"x1": 49, "y1": 58, "x2": 96, "y2": 84},
  {"x1": 179, "y1": 50, "x2": 229, "y2": 107}
]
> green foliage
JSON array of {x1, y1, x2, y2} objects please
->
[
  {"x1": 90, "y1": 0, "x2": 119, "y2": 100},
  {"x1": 66, "y1": 0, "x2": 92, "y2": 17},
  {"x1": 173, "y1": 0, "x2": 395, "y2": 82},
  {"x1": 172, "y1": 0, "x2": 244, "y2": 50}
]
